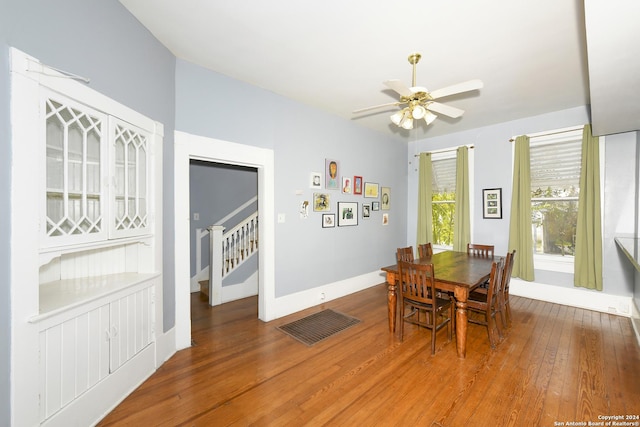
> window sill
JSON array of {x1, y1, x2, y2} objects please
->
[{"x1": 534, "y1": 254, "x2": 574, "y2": 274}]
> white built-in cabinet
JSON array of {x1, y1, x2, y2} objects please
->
[{"x1": 10, "y1": 48, "x2": 164, "y2": 426}]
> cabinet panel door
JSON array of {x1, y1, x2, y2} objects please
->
[
  {"x1": 39, "y1": 304, "x2": 110, "y2": 423},
  {"x1": 109, "y1": 285, "x2": 154, "y2": 372}
]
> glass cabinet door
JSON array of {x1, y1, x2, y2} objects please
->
[
  {"x1": 44, "y1": 95, "x2": 107, "y2": 246},
  {"x1": 111, "y1": 118, "x2": 149, "y2": 238}
]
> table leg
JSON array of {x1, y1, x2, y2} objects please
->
[
  {"x1": 453, "y1": 288, "x2": 469, "y2": 359},
  {"x1": 385, "y1": 272, "x2": 397, "y2": 333}
]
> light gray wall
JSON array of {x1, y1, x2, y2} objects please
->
[
  {"x1": 407, "y1": 106, "x2": 638, "y2": 297},
  {"x1": 1, "y1": 2, "x2": 176, "y2": 423},
  {"x1": 189, "y1": 161, "x2": 258, "y2": 278},
  {"x1": 176, "y1": 59, "x2": 408, "y2": 297}
]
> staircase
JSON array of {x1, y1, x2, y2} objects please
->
[{"x1": 193, "y1": 211, "x2": 258, "y2": 305}]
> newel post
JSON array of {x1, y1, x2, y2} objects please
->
[{"x1": 208, "y1": 225, "x2": 225, "y2": 306}]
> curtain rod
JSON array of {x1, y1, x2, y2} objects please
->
[
  {"x1": 509, "y1": 125, "x2": 583, "y2": 142},
  {"x1": 413, "y1": 145, "x2": 473, "y2": 157}
]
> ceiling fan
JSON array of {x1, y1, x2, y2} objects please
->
[{"x1": 353, "y1": 53, "x2": 483, "y2": 130}]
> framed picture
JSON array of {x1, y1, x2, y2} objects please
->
[
  {"x1": 364, "y1": 182, "x2": 379, "y2": 198},
  {"x1": 342, "y1": 176, "x2": 352, "y2": 194},
  {"x1": 381, "y1": 187, "x2": 390, "y2": 210},
  {"x1": 325, "y1": 159, "x2": 339, "y2": 190},
  {"x1": 337, "y1": 202, "x2": 358, "y2": 226},
  {"x1": 382, "y1": 213, "x2": 389, "y2": 225},
  {"x1": 362, "y1": 204, "x2": 371, "y2": 219},
  {"x1": 322, "y1": 213, "x2": 335, "y2": 228},
  {"x1": 353, "y1": 176, "x2": 363, "y2": 195},
  {"x1": 313, "y1": 192, "x2": 331, "y2": 211},
  {"x1": 482, "y1": 188, "x2": 502, "y2": 219},
  {"x1": 372, "y1": 201, "x2": 380, "y2": 211},
  {"x1": 310, "y1": 172, "x2": 322, "y2": 189}
]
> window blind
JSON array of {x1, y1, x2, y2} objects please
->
[
  {"x1": 431, "y1": 157, "x2": 456, "y2": 193},
  {"x1": 530, "y1": 139, "x2": 582, "y2": 192}
]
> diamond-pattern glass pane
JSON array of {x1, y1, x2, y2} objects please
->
[
  {"x1": 113, "y1": 123, "x2": 148, "y2": 231},
  {"x1": 45, "y1": 98, "x2": 103, "y2": 238}
]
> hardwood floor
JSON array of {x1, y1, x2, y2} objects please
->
[{"x1": 98, "y1": 284, "x2": 640, "y2": 426}]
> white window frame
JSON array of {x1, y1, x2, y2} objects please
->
[{"x1": 512, "y1": 126, "x2": 605, "y2": 274}]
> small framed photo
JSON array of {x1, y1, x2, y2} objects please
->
[
  {"x1": 325, "y1": 159, "x2": 339, "y2": 190},
  {"x1": 322, "y1": 213, "x2": 335, "y2": 228},
  {"x1": 382, "y1": 213, "x2": 389, "y2": 225},
  {"x1": 353, "y1": 176, "x2": 363, "y2": 195},
  {"x1": 310, "y1": 172, "x2": 322, "y2": 189},
  {"x1": 313, "y1": 193, "x2": 331, "y2": 211},
  {"x1": 342, "y1": 176, "x2": 352, "y2": 194},
  {"x1": 372, "y1": 201, "x2": 380, "y2": 211},
  {"x1": 364, "y1": 182, "x2": 379, "y2": 198},
  {"x1": 362, "y1": 204, "x2": 371, "y2": 219},
  {"x1": 482, "y1": 188, "x2": 502, "y2": 219},
  {"x1": 337, "y1": 202, "x2": 358, "y2": 226},
  {"x1": 381, "y1": 187, "x2": 390, "y2": 210}
]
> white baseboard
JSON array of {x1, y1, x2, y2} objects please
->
[
  {"x1": 269, "y1": 270, "x2": 386, "y2": 319},
  {"x1": 510, "y1": 278, "x2": 633, "y2": 317},
  {"x1": 156, "y1": 326, "x2": 177, "y2": 364}
]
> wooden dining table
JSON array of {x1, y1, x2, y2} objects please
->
[{"x1": 381, "y1": 250, "x2": 499, "y2": 358}]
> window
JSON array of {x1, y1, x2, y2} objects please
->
[
  {"x1": 431, "y1": 152, "x2": 457, "y2": 247},
  {"x1": 530, "y1": 131, "x2": 582, "y2": 261}
]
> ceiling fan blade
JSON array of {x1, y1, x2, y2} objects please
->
[
  {"x1": 352, "y1": 101, "x2": 403, "y2": 114},
  {"x1": 429, "y1": 79, "x2": 484, "y2": 100},
  {"x1": 427, "y1": 102, "x2": 465, "y2": 118},
  {"x1": 383, "y1": 79, "x2": 413, "y2": 97}
]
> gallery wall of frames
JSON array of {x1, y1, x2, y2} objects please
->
[{"x1": 309, "y1": 158, "x2": 391, "y2": 228}]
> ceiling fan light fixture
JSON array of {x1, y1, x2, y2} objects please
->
[
  {"x1": 401, "y1": 112, "x2": 414, "y2": 129},
  {"x1": 411, "y1": 104, "x2": 426, "y2": 120},
  {"x1": 390, "y1": 110, "x2": 404, "y2": 126},
  {"x1": 424, "y1": 110, "x2": 438, "y2": 125}
]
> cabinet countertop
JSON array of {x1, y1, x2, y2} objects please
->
[{"x1": 35, "y1": 272, "x2": 160, "y2": 322}]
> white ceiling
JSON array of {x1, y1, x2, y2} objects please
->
[{"x1": 120, "y1": 0, "x2": 640, "y2": 141}]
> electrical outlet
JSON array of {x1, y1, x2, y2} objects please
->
[
  {"x1": 193, "y1": 212, "x2": 200, "y2": 220},
  {"x1": 277, "y1": 213, "x2": 286, "y2": 223}
]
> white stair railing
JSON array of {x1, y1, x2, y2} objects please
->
[
  {"x1": 193, "y1": 212, "x2": 258, "y2": 305},
  {"x1": 221, "y1": 212, "x2": 258, "y2": 278}
]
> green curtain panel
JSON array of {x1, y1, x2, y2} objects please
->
[
  {"x1": 508, "y1": 135, "x2": 535, "y2": 280},
  {"x1": 453, "y1": 146, "x2": 470, "y2": 251},
  {"x1": 574, "y1": 125, "x2": 603, "y2": 290},
  {"x1": 417, "y1": 153, "x2": 433, "y2": 245}
]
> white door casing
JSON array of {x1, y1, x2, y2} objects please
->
[{"x1": 173, "y1": 131, "x2": 275, "y2": 350}]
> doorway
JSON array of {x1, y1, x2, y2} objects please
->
[
  {"x1": 174, "y1": 131, "x2": 276, "y2": 350},
  {"x1": 189, "y1": 160, "x2": 258, "y2": 304}
]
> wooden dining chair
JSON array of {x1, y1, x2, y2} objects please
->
[
  {"x1": 396, "y1": 246, "x2": 415, "y2": 262},
  {"x1": 466, "y1": 258, "x2": 505, "y2": 349},
  {"x1": 467, "y1": 243, "x2": 495, "y2": 257},
  {"x1": 467, "y1": 243, "x2": 495, "y2": 292},
  {"x1": 396, "y1": 247, "x2": 418, "y2": 319},
  {"x1": 418, "y1": 242, "x2": 433, "y2": 258},
  {"x1": 397, "y1": 260, "x2": 454, "y2": 354},
  {"x1": 501, "y1": 250, "x2": 516, "y2": 328}
]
